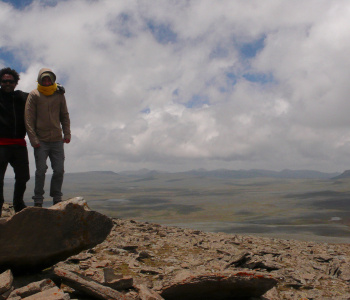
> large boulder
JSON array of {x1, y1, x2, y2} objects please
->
[{"x1": 0, "y1": 197, "x2": 113, "y2": 274}]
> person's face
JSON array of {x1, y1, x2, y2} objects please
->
[
  {"x1": 0, "y1": 74, "x2": 17, "y2": 93},
  {"x1": 41, "y1": 76, "x2": 53, "y2": 86}
]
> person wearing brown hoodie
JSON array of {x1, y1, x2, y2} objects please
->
[{"x1": 25, "y1": 68, "x2": 71, "y2": 207}]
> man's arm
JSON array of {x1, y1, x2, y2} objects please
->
[
  {"x1": 60, "y1": 95, "x2": 71, "y2": 143},
  {"x1": 25, "y1": 92, "x2": 40, "y2": 147}
]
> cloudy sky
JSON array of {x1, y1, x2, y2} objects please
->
[{"x1": 1, "y1": 0, "x2": 350, "y2": 174}]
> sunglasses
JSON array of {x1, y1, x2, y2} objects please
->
[{"x1": 1, "y1": 80, "x2": 16, "y2": 84}]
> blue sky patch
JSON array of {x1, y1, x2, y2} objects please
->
[
  {"x1": 239, "y1": 35, "x2": 265, "y2": 59},
  {"x1": 108, "y1": 13, "x2": 134, "y2": 38},
  {"x1": 210, "y1": 45, "x2": 229, "y2": 59},
  {"x1": 243, "y1": 72, "x2": 274, "y2": 84},
  {"x1": 0, "y1": 49, "x2": 25, "y2": 73},
  {"x1": 226, "y1": 72, "x2": 237, "y2": 84},
  {"x1": 185, "y1": 94, "x2": 209, "y2": 108},
  {"x1": 141, "y1": 107, "x2": 151, "y2": 114},
  {"x1": 2, "y1": 0, "x2": 61, "y2": 9},
  {"x1": 147, "y1": 21, "x2": 177, "y2": 44},
  {"x1": 2, "y1": 0, "x2": 33, "y2": 9}
]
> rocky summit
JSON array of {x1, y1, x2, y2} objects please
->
[
  {"x1": 0, "y1": 198, "x2": 350, "y2": 299},
  {"x1": 0, "y1": 198, "x2": 113, "y2": 274}
]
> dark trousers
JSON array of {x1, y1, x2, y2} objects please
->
[{"x1": 0, "y1": 145, "x2": 30, "y2": 207}]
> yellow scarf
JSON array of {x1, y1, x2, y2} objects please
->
[{"x1": 37, "y1": 83, "x2": 57, "y2": 96}]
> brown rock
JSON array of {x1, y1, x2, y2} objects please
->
[
  {"x1": 160, "y1": 272, "x2": 278, "y2": 300},
  {"x1": 104, "y1": 277, "x2": 133, "y2": 291},
  {"x1": 66, "y1": 253, "x2": 93, "y2": 264},
  {"x1": 103, "y1": 268, "x2": 133, "y2": 290},
  {"x1": 0, "y1": 287, "x2": 14, "y2": 300},
  {"x1": 21, "y1": 286, "x2": 70, "y2": 300},
  {"x1": 137, "y1": 251, "x2": 153, "y2": 261},
  {"x1": 224, "y1": 251, "x2": 251, "y2": 269},
  {"x1": 58, "y1": 218, "x2": 350, "y2": 299},
  {"x1": 8, "y1": 278, "x2": 55, "y2": 299},
  {"x1": 0, "y1": 197, "x2": 113, "y2": 273},
  {"x1": 136, "y1": 284, "x2": 164, "y2": 300},
  {"x1": 0, "y1": 203, "x2": 15, "y2": 221},
  {"x1": 91, "y1": 260, "x2": 111, "y2": 268},
  {"x1": 122, "y1": 245, "x2": 138, "y2": 253},
  {"x1": 53, "y1": 267, "x2": 130, "y2": 300},
  {"x1": 0, "y1": 269, "x2": 13, "y2": 294},
  {"x1": 103, "y1": 268, "x2": 123, "y2": 282},
  {"x1": 2, "y1": 215, "x2": 349, "y2": 299}
]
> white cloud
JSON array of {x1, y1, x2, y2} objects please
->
[{"x1": 1, "y1": 0, "x2": 350, "y2": 173}]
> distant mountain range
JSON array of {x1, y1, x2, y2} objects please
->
[
  {"x1": 332, "y1": 170, "x2": 350, "y2": 180},
  {"x1": 118, "y1": 168, "x2": 341, "y2": 179}
]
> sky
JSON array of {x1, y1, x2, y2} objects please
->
[{"x1": 1, "y1": 0, "x2": 350, "y2": 174}]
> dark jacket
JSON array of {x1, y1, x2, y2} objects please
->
[{"x1": 0, "y1": 89, "x2": 27, "y2": 139}]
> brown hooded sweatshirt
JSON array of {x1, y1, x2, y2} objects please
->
[{"x1": 25, "y1": 68, "x2": 71, "y2": 146}]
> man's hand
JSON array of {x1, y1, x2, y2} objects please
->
[
  {"x1": 56, "y1": 83, "x2": 65, "y2": 94},
  {"x1": 63, "y1": 138, "x2": 70, "y2": 144},
  {"x1": 33, "y1": 144, "x2": 40, "y2": 148}
]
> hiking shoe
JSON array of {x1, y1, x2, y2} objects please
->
[
  {"x1": 53, "y1": 199, "x2": 62, "y2": 205},
  {"x1": 34, "y1": 203, "x2": 43, "y2": 208},
  {"x1": 13, "y1": 201, "x2": 27, "y2": 213}
]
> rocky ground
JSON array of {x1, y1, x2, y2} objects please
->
[
  {"x1": 68, "y1": 218, "x2": 350, "y2": 299},
  {"x1": 2, "y1": 203, "x2": 350, "y2": 299}
]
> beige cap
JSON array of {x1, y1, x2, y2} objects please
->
[{"x1": 40, "y1": 72, "x2": 56, "y2": 84}]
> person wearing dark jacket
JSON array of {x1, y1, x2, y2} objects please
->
[
  {"x1": 0, "y1": 67, "x2": 65, "y2": 216},
  {"x1": 0, "y1": 67, "x2": 30, "y2": 216}
]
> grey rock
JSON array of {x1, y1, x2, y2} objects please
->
[{"x1": 0, "y1": 197, "x2": 113, "y2": 273}]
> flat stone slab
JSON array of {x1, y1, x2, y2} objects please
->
[
  {"x1": 0, "y1": 197, "x2": 113, "y2": 273},
  {"x1": 53, "y1": 267, "x2": 129, "y2": 300},
  {"x1": 160, "y1": 272, "x2": 278, "y2": 300},
  {"x1": 21, "y1": 286, "x2": 70, "y2": 300}
]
